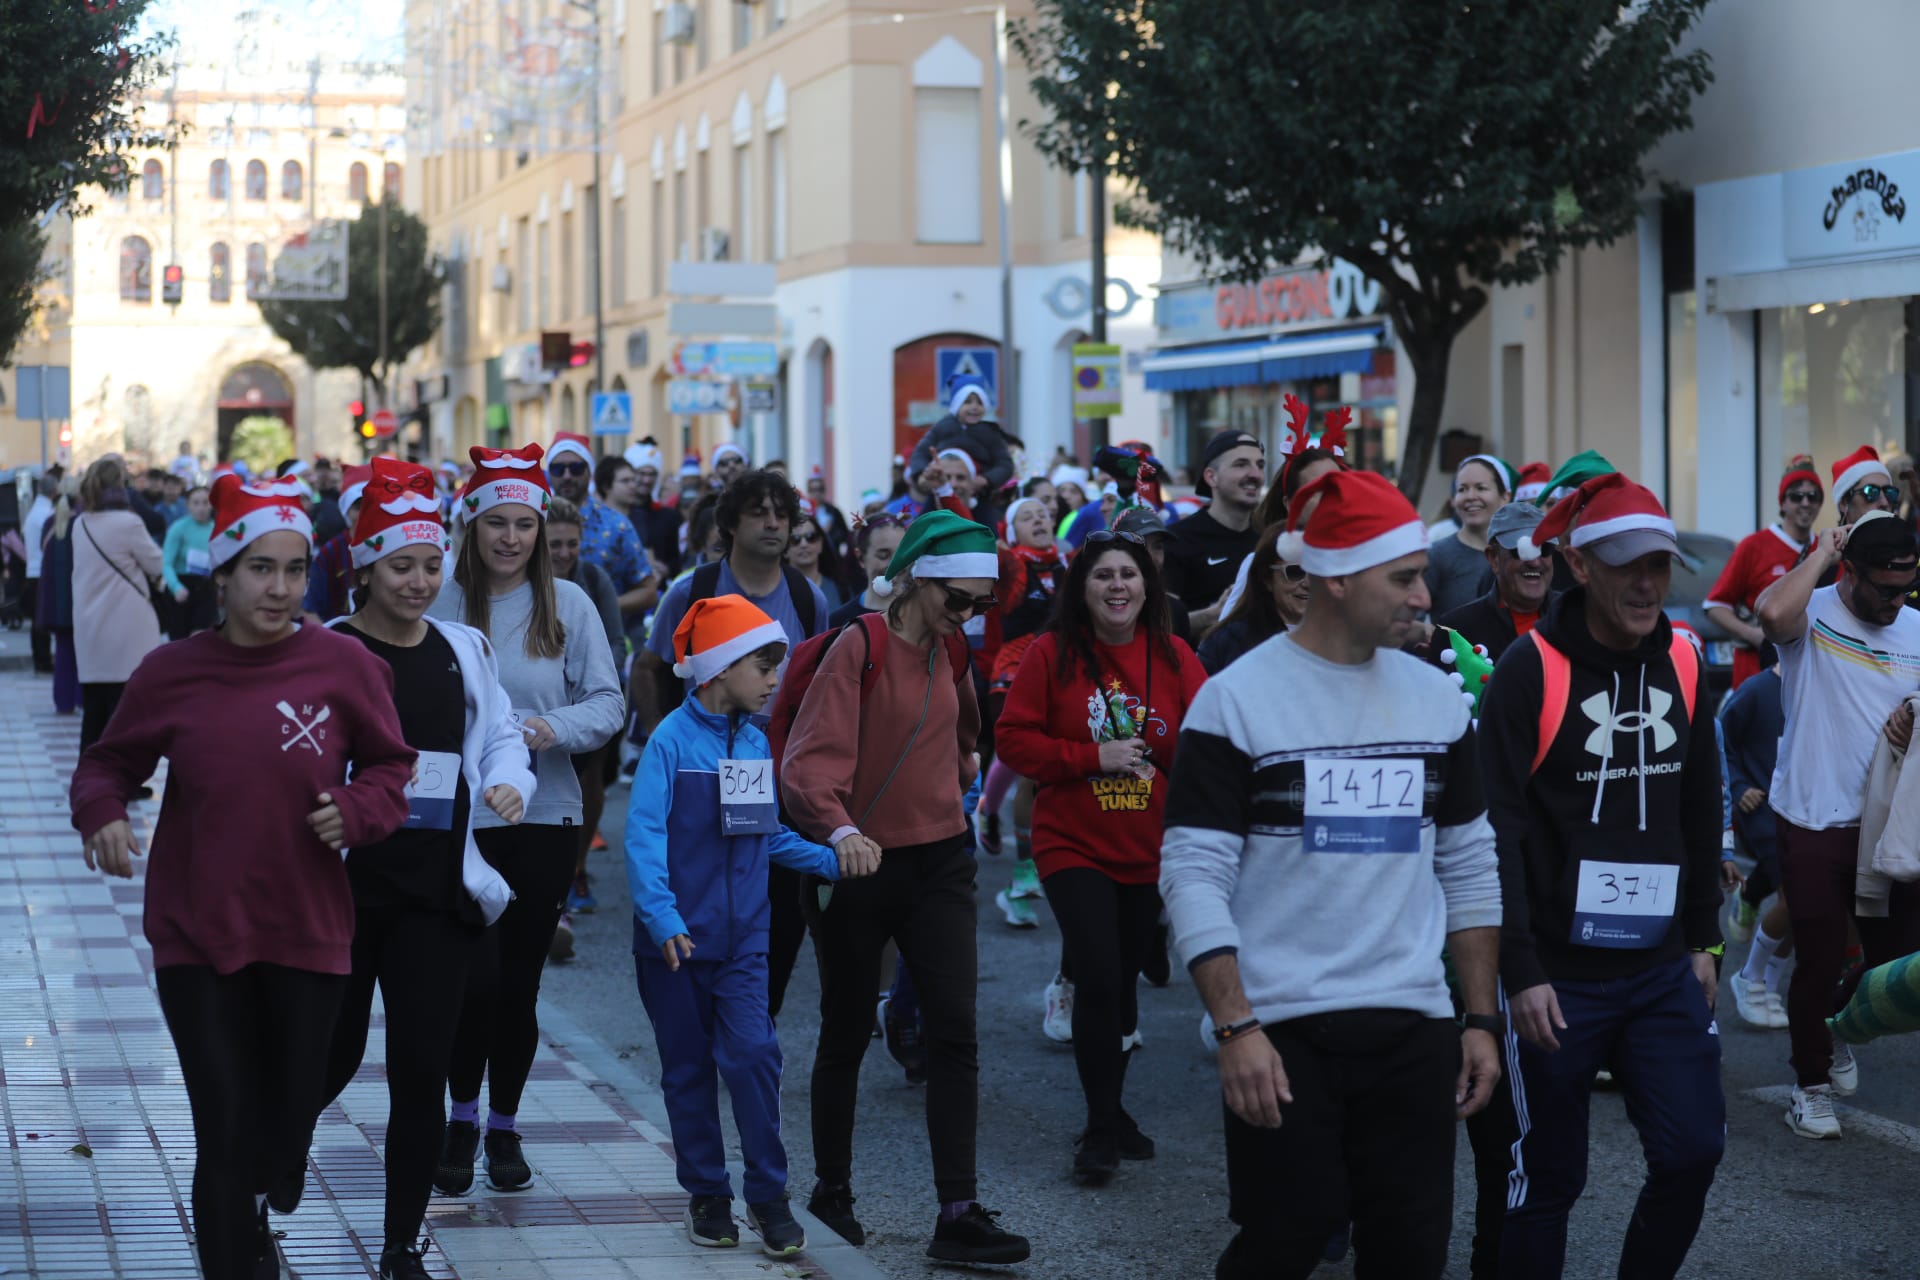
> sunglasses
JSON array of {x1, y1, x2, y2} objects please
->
[
  {"x1": 1271, "y1": 562, "x2": 1307, "y2": 583},
  {"x1": 1782, "y1": 489, "x2": 1823, "y2": 505},
  {"x1": 790, "y1": 531, "x2": 822, "y2": 545},
  {"x1": 1085, "y1": 529, "x2": 1147, "y2": 547},
  {"x1": 940, "y1": 585, "x2": 998, "y2": 617},
  {"x1": 548, "y1": 461, "x2": 588, "y2": 477},
  {"x1": 1853, "y1": 484, "x2": 1899, "y2": 504},
  {"x1": 1858, "y1": 574, "x2": 1918, "y2": 603}
]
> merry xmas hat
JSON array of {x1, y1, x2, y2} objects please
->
[
  {"x1": 624, "y1": 438, "x2": 664, "y2": 473},
  {"x1": 1275, "y1": 470, "x2": 1426, "y2": 577},
  {"x1": 671, "y1": 595, "x2": 788, "y2": 689},
  {"x1": 337, "y1": 463, "x2": 374, "y2": 521},
  {"x1": 1779, "y1": 454, "x2": 1823, "y2": 504},
  {"x1": 1832, "y1": 445, "x2": 1891, "y2": 502},
  {"x1": 1520, "y1": 473, "x2": 1681, "y2": 566},
  {"x1": 351, "y1": 457, "x2": 452, "y2": 567},
  {"x1": 209, "y1": 474, "x2": 314, "y2": 570},
  {"x1": 547, "y1": 433, "x2": 594, "y2": 467},
  {"x1": 872, "y1": 509, "x2": 998, "y2": 597},
  {"x1": 460, "y1": 443, "x2": 553, "y2": 521}
]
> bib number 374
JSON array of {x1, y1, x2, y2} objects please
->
[
  {"x1": 1302, "y1": 757, "x2": 1423, "y2": 855},
  {"x1": 1570, "y1": 860, "x2": 1678, "y2": 948}
]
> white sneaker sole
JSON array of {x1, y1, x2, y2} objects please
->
[
  {"x1": 996, "y1": 890, "x2": 1038, "y2": 929},
  {"x1": 1784, "y1": 1111, "x2": 1842, "y2": 1140}
]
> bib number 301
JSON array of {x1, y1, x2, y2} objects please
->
[
  {"x1": 1570, "y1": 860, "x2": 1678, "y2": 948},
  {"x1": 719, "y1": 758, "x2": 779, "y2": 836},
  {"x1": 1302, "y1": 757, "x2": 1423, "y2": 855}
]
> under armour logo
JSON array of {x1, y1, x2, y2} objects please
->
[{"x1": 1579, "y1": 689, "x2": 1675, "y2": 756}]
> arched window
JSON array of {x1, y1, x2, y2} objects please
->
[
  {"x1": 348, "y1": 162, "x2": 368, "y2": 203},
  {"x1": 244, "y1": 159, "x2": 267, "y2": 201},
  {"x1": 106, "y1": 161, "x2": 128, "y2": 205},
  {"x1": 281, "y1": 160, "x2": 302, "y2": 202},
  {"x1": 119, "y1": 236, "x2": 152, "y2": 303},
  {"x1": 209, "y1": 242, "x2": 231, "y2": 303},
  {"x1": 141, "y1": 159, "x2": 163, "y2": 200},
  {"x1": 209, "y1": 159, "x2": 229, "y2": 200},
  {"x1": 245, "y1": 243, "x2": 267, "y2": 299},
  {"x1": 382, "y1": 162, "x2": 402, "y2": 202}
]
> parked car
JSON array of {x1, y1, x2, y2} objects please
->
[{"x1": 1664, "y1": 530, "x2": 1737, "y2": 710}]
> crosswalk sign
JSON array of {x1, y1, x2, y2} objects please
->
[
  {"x1": 591, "y1": 391, "x2": 632, "y2": 437},
  {"x1": 935, "y1": 347, "x2": 999, "y2": 404}
]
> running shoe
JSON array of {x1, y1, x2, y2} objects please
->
[
  {"x1": 567, "y1": 872, "x2": 597, "y2": 913},
  {"x1": 1116, "y1": 1110, "x2": 1155, "y2": 1161},
  {"x1": 746, "y1": 1197, "x2": 806, "y2": 1256},
  {"x1": 1008, "y1": 857, "x2": 1042, "y2": 900},
  {"x1": 549, "y1": 913, "x2": 576, "y2": 963},
  {"x1": 1786, "y1": 1084, "x2": 1841, "y2": 1139},
  {"x1": 1141, "y1": 920, "x2": 1171, "y2": 987},
  {"x1": 1732, "y1": 975, "x2": 1776, "y2": 1029},
  {"x1": 685, "y1": 1195, "x2": 738, "y2": 1248},
  {"x1": 589, "y1": 831, "x2": 609, "y2": 852},
  {"x1": 1830, "y1": 1036, "x2": 1860, "y2": 1097},
  {"x1": 976, "y1": 810, "x2": 1002, "y2": 857},
  {"x1": 1043, "y1": 973, "x2": 1074, "y2": 1044},
  {"x1": 432, "y1": 1119, "x2": 479, "y2": 1196},
  {"x1": 1724, "y1": 894, "x2": 1759, "y2": 944},
  {"x1": 378, "y1": 1241, "x2": 432, "y2": 1280},
  {"x1": 484, "y1": 1128, "x2": 532, "y2": 1190},
  {"x1": 996, "y1": 888, "x2": 1039, "y2": 929},
  {"x1": 1072, "y1": 1129, "x2": 1119, "y2": 1187},
  {"x1": 927, "y1": 1204, "x2": 1031, "y2": 1265},
  {"x1": 265, "y1": 1156, "x2": 306, "y2": 1214},
  {"x1": 807, "y1": 1181, "x2": 865, "y2": 1245},
  {"x1": 881, "y1": 995, "x2": 929, "y2": 1085}
]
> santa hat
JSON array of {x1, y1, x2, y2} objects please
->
[
  {"x1": 1456, "y1": 454, "x2": 1517, "y2": 495},
  {"x1": 937, "y1": 447, "x2": 978, "y2": 481},
  {"x1": 949, "y1": 380, "x2": 994, "y2": 416},
  {"x1": 1513, "y1": 462, "x2": 1552, "y2": 504},
  {"x1": 351, "y1": 457, "x2": 452, "y2": 567},
  {"x1": 624, "y1": 438, "x2": 664, "y2": 473},
  {"x1": 1520, "y1": 473, "x2": 1680, "y2": 565},
  {"x1": 1003, "y1": 496, "x2": 1051, "y2": 543},
  {"x1": 547, "y1": 432, "x2": 594, "y2": 467},
  {"x1": 1778, "y1": 454, "x2": 1823, "y2": 505},
  {"x1": 1050, "y1": 464, "x2": 1090, "y2": 490},
  {"x1": 337, "y1": 463, "x2": 374, "y2": 521},
  {"x1": 872, "y1": 509, "x2": 998, "y2": 597},
  {"x1": 1831, "y1": 445, "x2": 1890, "y2": 502},
  {"x1": 208, "y1": 474, "x2": 313, "y2": 570},
  {"x1": 460, "y1": 443, "x2": 553, "y2": 521},
  {"x1": 679, "y1": 450, "x2": 704, "y2": 479},
  {"x1": 808, "y1": 463, "x2": 826, "y2": 481},
  {"x1": 712, "y1": 442, "x2": 748, "y2": 468},
  {"x1": 671, "y1": 596, "x2": 789, "y2": 689},
  {"x1": 1275, "y1": 470, "x2": 1426, "y2": 577}
]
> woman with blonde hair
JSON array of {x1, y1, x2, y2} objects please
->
[{"x1": 72, "y1": 456, "x2": 163, "y2": 752}]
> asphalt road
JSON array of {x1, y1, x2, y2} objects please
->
[{"x1": 545, "y1": 786, "x2": 1920, "y2": 1279}]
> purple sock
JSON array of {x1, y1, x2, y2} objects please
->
[
  {"x1": 449, "y1": 1098, "x2": 479, "y2": 1125},
  {"x1": 939, "y1": 1200, "x2": 975, "y2": 1223},
  {"x1": 980, "y1": 758, "x2": 1019, "y2": 816},
  {"x1": 487, "y1": 1109, "x2": 516, "y2": 1133}
]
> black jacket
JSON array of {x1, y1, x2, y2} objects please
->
[
  {"x1": 1195, "y1": 614, "x2": 1282, "y2": 675},
  {"x1": 907, "y1": 415, "x2": 1015, "y2": 491},
  {"x1": 1436, "y1": 589, "x2": 1557, "y2": 664},
  {"x1": 1718, "y1": 667, "x2": 1782, "y2": 860},
  {"x1": 1478, "y1": 588, "x2": 1724, "y2": 990},
  {"x1": 1161, "y1": 510, "x2": 1258, "y2": 609}
]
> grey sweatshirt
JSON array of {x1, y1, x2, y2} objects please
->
[
  {"x1": 429, "y1": 577, "x2": 625, "y2": 828},
  {"x1": 1159, "y1": 634, "x2": 1501, "y2": 1026}
]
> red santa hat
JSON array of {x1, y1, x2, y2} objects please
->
[
  {"x1": 337, "y1": 463, "x2": 374, "y2": 521},
  {"x1": 1274, "y1": 469, "x2": 1426, "y2": 577},
  {"x1": 1519, "y1": 473, "x2": 1680, "y2": 565},
  {"x1": 1830, "y1": 446, "x2": 1888, "y2": 503},
  {"x1": 547, "y1": 432, "x2": 594, "y2": 467},
  {"x1": 1512, "y1": 461, "x2": 1552, "y2": 504},
  {"x1": 460, "y1": 443, "x2": 553, "y2": 521},
  {"x1": 671, "y1": 595, "x2": 789, "y2": 689},
  {"x1": 351, "y1": 457, "x2": 452, "y2": 567},
  {"x1": 208, "y1": 474, "x2": 313, "y2": 570}
]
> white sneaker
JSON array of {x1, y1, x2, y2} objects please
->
[
  {"x1": 995, "y1": 889, "x2": 1039, "y2": 929},
  {"x1": 1766, "y1": 989, "x2": 1789, "y2": 1030},
  {"x1": 1829, "y1": 1036, "x2": 1860, "y2": 1096},
  {"x1": 1042, "y1": 973, "x2": 1074, "y2": 1043},
  {"x1": 1121, "y1": 1029, "x2": 1144, "y2": 1052},
  {"x1": 1786, "y1": 1084, "x2": 1842, "y2": 1139},
  {"x1": 1732, "y1": 976, "x2": 1775, "y2": 1029}
]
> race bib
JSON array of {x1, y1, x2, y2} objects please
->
[
  {"x1": 719, "y1": 758, "x2": 779, "y2": 836},
  {"x1": 403, "y1": 750, "x2": 461, "y2": 830},
  {"x1": 1569, "y1": 860, "x2": 1678, "y2": 948},
  {"x1": 184, "y1": 548, "x2": 211, "y2": 576},
  {"x1": 1302, "y1": 757, "x2": 1423, "y2": 854}
]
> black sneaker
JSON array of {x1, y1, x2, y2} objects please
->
[
  {"x1": 483, "y1": 1127, "x2": 532, "y2": 1191},
  {"x1": 928, "y1": 1203, "x2": 1030, "y2": 1264},
  {"x1": 882, "y1": 997, "x2": 929, "y2": 1085},
  {"x1": 1142, "y1": 920, "x2": 1171, "y2": 987},
  {"x1": 1116, "y1": 1111, "x2": 1156, "y2": 1161},
  {"x1": 746, "y1": 1196, "x2": 807, "y2": 1256},
  {"x1": 378, "y1": 1241, "x2": 432, "y2": 1279},
  {"x1": 684, "y1": 1195, "x2": 738, "y2": 1248},
  {"x1": 807, "y1": 1181, "x2": 865, "y2": 1246},
  {"x1": 1072, "y1": 1130, "x2": 1119, "y2": 1186},
  {"x1": 432, "y1": 1119, "x2": 480, "y2": 1195},
  {"x1": 265, "y1": 1156, "x2": 306, "y2": 1214},
  {"x1": 251, "y1": 1201, "x2": 280, "y2": 1279}
]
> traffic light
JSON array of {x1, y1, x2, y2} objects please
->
[
  {"x1": 359, "y1": 420, "x2": 378, "y2": 440},
  {"x1": 349, "y1": 399, "x2": 366, "y2": 438},
  {"x1": 161, "y1": 264, "x2": 183, "y2": 306}
]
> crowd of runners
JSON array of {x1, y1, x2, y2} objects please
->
[{"x1": 51, "y1": 375, "x2": 1920, "y2": 1279}]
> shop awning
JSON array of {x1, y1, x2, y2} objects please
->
[{"x1": 1142, "y1": 325, "x2": 1387, "y2": 392}]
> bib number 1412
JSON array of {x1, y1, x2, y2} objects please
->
[{"x1": 1301, "y1": 757, "x2": 1423, "y2": 855}]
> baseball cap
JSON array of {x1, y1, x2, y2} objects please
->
[
  {"x1": 1110, "y1": 506, "x2": 1170, "y2": 540},
  {"x1": 1843, "y1": 509, "x2": 1919, "y2": 569},
  {"x1": 1194, "y1": 431, "x2": 1262, "y2": 499},
  {"x1": 1487, "y1": 502, "x2": 1545, "y2": 551}
]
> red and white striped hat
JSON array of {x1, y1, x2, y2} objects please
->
[
  {"x1": 208, "y1": 474, "x2": 313, "y2": 569},
  {"x1": 459, "y1": 443, "x2": 553, "y2": 521},
  {"x1": 547, "y1": 432, "x2": 594, "y2": 467},
  {"x1": 1274, "y1": 469, "x2": 1427, "y2": 577},
  {"x1": 1520, "y1": 473, "x2": 1680, "y2": 565},
  {"x1": 1831, "y1": 445, "x2": 1891, "y2": 502},
  {"x1": 351, "y1": 457, "x2": 451, "y2": 567}
]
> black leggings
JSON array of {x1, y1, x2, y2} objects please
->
[
  {"x1": 156, "y1": 963, "x2": 347, "y2": 1280},
  {"x1": 448, "y1": 824, "x2": 575, "y2": 1116},
  {"x1": 1042, "y1": 867, "x2": 1161, "y2": 1135},
  {"x1": 320, "y1": 905, "x2": 478, "y2": 1248},
  {"x1": 79, "y1": 681, "x2": 126, "y2": 754},
  {"x1": 768, "y1": 862, "x2": 806, "y2": 1018}
]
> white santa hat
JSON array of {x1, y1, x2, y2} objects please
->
[
  {"x1": 1519, "y1": 473, "x2": 1681, "y2": 565},
  {"x1": 937, "y1": 447, "x2": 978, "y2": 480},
  {"x1": 350, "y1": 457, "x2": 452, "y2": 567},
  {"x1": 1274, "y1": 469, "x2": 1427, "y2": 577},
  {"x1": 671, "y1": 595, "x2": 788, "y2": 689},
  {"x1": 624, "y1": 439, "x2": 664, "y2": 473}
]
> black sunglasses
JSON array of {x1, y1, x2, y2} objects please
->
[
  {"x1": 1085, "y1": 529, "x2": 1147, "y2": 547},
  {"x1": 940, "y1": 584, "x2": 998, "y2": 617},
  {"x1": 548, "y1": 460, "x2": 589, "y2": 477},
  {"x1": 1852, "y1": 484, "x2": 1899, "y2": 504},
  {"x1": 1858, "y1": 574, "x2": 1918, "y2": 603},
  {"x1": 1782, "y1": 488, "x2": 1823, "y2": 505},
  {"x1": 790, "y1": 530, "x2": 822, "y2": 545}
]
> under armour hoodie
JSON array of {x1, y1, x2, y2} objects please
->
[{"x1": 1478, "y1": 588, "x2": 1724, "y2": 991}]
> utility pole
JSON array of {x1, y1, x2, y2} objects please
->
[
  {"x1": 377, "y1": 183, "x2": 390, "y2": 406},
  {"x1": 1089, "y1": 160, "x2": 1108, "y2": 451},
  {"x1": 992, "y1": 5, "x2": 1016, "y2": 436},
  {"x1": 306, "y1": 56, "x2": 320, "y2": 225},
  {"x1": 568, "y1": 0, "x2": 607, "y2": 443}
]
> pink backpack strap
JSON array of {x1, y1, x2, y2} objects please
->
[
  {"x1": 1668, "y1": 631, "x2": 1700, "y2": 722},
  {"x1": 1531, "y1": 632, "x2": 1570, "y2": 776}
]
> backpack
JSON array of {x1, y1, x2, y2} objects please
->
[
  {"x1": 654, "y1": 560, "x2": 822, "y2": 710},
  {"x1": 1528, "y1": 629, "x2": 1699, "y2": 775}
]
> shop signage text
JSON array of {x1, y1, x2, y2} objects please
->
[
  {"x1": 1783, "y1": 149, "x2": 1920, "y2": 263},
  {"x1": 1156, "y1": 257, "x2": 1383, "y2": 346},
  {"x1": 1823, "y1": 168, "x2": 1906, "y2": 231}
]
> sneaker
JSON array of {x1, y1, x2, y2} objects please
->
[
  {"x1": 927, "y1": 1203, "x2": 1031, "y2": 1265},
  {"x1": 252, "y1": 1201, "x2": 280, "y2": 1279},
  {"x1": 684, "y1": 1195, "x2": 738, "y2": 1248},
  {"x1": 265, "y1": 1156, "x2": 306, "y2": 1214},
  {"x1": 1072, "y1": 1129, "x2": 1119, "y2": 1186},
  {"x1": 484, "y1": 1128, "x2": 532, "y2": 1190},
  {"x1": 1043, "y1": 973, "x2": 1074, "y2": 1044},
  {"x1": 567, "y1": 872, "x2": 597, "y2": 913},
  {"x1": 1116, "y1": 1111, "x2": 1155, "y2": 1161},
  {"x1": 1766, "y1": 989, "x2": 1790, "y2": 1030},
  {"x1": 1786, "y1": 1084, "x2": 1842, "y2": 1138},
  {"x1": 1008, "y1": 857, "x2": 1042, "y2": 900},
  {"x1": 549, "y1": 913, "x2": 576, "y2": 963},
  {"x1": 1724, "y1": 895, "x2": 1759, "y2": 944},
  {"x1": 807, "y1": 1181, "x2": 865, "y2": 1246},
  {"x1": 378, "y1": 1242, "x2": 432, "y2": 1280},
  {"x1": 881, "y1": 995, "x2": 929, "y2": 1085},
  {"x1": 1732, "y1": 975, "x2": 1776, "y2": 1029},
  {"x1": 746, "y1": 1197, "x2": 806, "y2": 1256},
  {"x1": 1121, "y1": 1029, "x2": 1145, "y2": 1052},
  {"x1": 1141, "y1": 920, "x2": 1171, "y2": 987},
  {"x1": 996, "y1": 888, "x2": 1039, "y2": 929},
  {"x1": 979, "y1": 811, "x2": 1003, "y2": 857},
  {"x1": 589, "y1": 831, "x2": 609, "y2": 852},
  {"x1": 1830, "y1": 1036, "x2": 1860, "y2": 1097},
  {"x1": 432, "y1": 1119, "x2": 479, "y2": 1195}
]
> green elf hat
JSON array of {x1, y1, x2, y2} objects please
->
[
  {"x1": 1533, "y1": 449, "x2": 1616, "y2": 507},
  {"x1": 872, "y1": 509, "x2": 998, "y2": 597}
]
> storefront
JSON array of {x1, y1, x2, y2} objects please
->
[{"x1": 1144, "y1": 257, "x2": 1399, "y2": 477}]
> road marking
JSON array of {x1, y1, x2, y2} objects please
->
[{"x1": 1744, "y1": 1085, "x2": 1920, "y2": 1154}]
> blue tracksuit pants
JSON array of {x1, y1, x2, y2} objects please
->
[
  {"x1": 1499, "y1": 955, "x2": 1724, "y2": 1280},
  {"x1": 634, "y1": 951, "x2": 787, "y2": 1204}
]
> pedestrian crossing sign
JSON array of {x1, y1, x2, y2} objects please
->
[{"x1": 591, "y1": 391, "x2": 633, "y2": 436}]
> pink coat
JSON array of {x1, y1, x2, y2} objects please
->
[{"x1": 72, "y1": 510, "x2": 164, "y2": 683}]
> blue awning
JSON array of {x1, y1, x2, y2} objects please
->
[{"x1": 1143, "y1": 325, "x2": 1386, "y2": 392}]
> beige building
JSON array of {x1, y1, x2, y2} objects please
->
[{"x1": 403, "y1": 0, "x2": 1160, "y2": 498}]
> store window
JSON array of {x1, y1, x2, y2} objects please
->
[{"x1": 1169, "y1": 355, "x2": 1398, "y2": 485}]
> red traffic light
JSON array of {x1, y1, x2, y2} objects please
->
[
  {"x1": 162, "y1": 265, "x2": 183, "y2": 285},
  {"x1": 349, "y1": 399, "x2": 365, "y2": 417}
]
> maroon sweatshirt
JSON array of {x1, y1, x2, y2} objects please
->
[{"x1": 70, "y1": 625, "x2": 415, "y2": 975}]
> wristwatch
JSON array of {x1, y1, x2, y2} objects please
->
[{"x1": 1462, "y1": 1013, "x2": 1505, "y2": 1037}]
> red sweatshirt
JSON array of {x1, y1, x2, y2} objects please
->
[
  {"x1": 994, "y1": 630, "x2": 1208, "y2": 884},
  {"x1": 70, "y1": 625, "x2": 415, "y2": 975}
]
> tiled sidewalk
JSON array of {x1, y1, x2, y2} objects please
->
[{"x1": 0, "y1": 669, "x2": 882, "y2": 1280}]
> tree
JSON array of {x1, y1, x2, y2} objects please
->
[
  {"x1": 257, "y1": 198, "x2": 442, "y2": 405},
  {"x1": 1013, "y1": 0, "x2": 1714, "y2": 504},
  {"x1": 228, "y1": 415, "x2": 294, "y2": 477},
  {"x1": 0, "y1": 223, "x2": 46, "y2": 367}
]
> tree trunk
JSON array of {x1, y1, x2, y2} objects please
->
[{"x1": 1397, "y1": 336, "x2": 1454, "y2": 514}]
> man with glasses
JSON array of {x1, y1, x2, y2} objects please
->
[
  {"x1": 548, "y1": 433, "x2": 656, "y2": 620},
  {"x1": 1816, "y1": 446, "x2": 1900, "y2": 589},
  {"x1": 1703, "y1": 457, "x2": 1824, "y2": 690},
  {"x1": 1755, "y1": 507, "x2": 1920, "y2": 1138},
  {"x1": 1437, "y1": 502, "x2": 1556, "y2": 663}
]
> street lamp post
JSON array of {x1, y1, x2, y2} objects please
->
[{"x1": 567, "y1": 0, "x2": 607, "y2": 440}]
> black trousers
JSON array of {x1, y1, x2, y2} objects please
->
[
  {"x1": 320, "y1": 904, "x2": 478, "y2": 1248},
  {"x1": 767, "y1": 862, "x2": 806, "y2": 1018},
  {"x1": 1464, "y1": 1015, "x2": 1521, "y2": 1280},
  {"x1": 25, "y1": 578, "x2": 52, "y2": 672},
  {"x1": 448, "y1": 824, "x2": 575, "y2": 1116},
  {"x1": 156, "y1": 963, "x2": 347, "y2": 1280},
  {"x1": 1042, "y1": 867, "x2": 1160, "y2": 1135},
  {"x1": 1216, "y1": 1011, "x2": 1460, "y2": 1280},
  {"x1": 79, "y1": 680, "x2": 126, "y2": 754},
  {"x1": 802, "y1": 834, "x2": 979, "y2": 1203}
]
